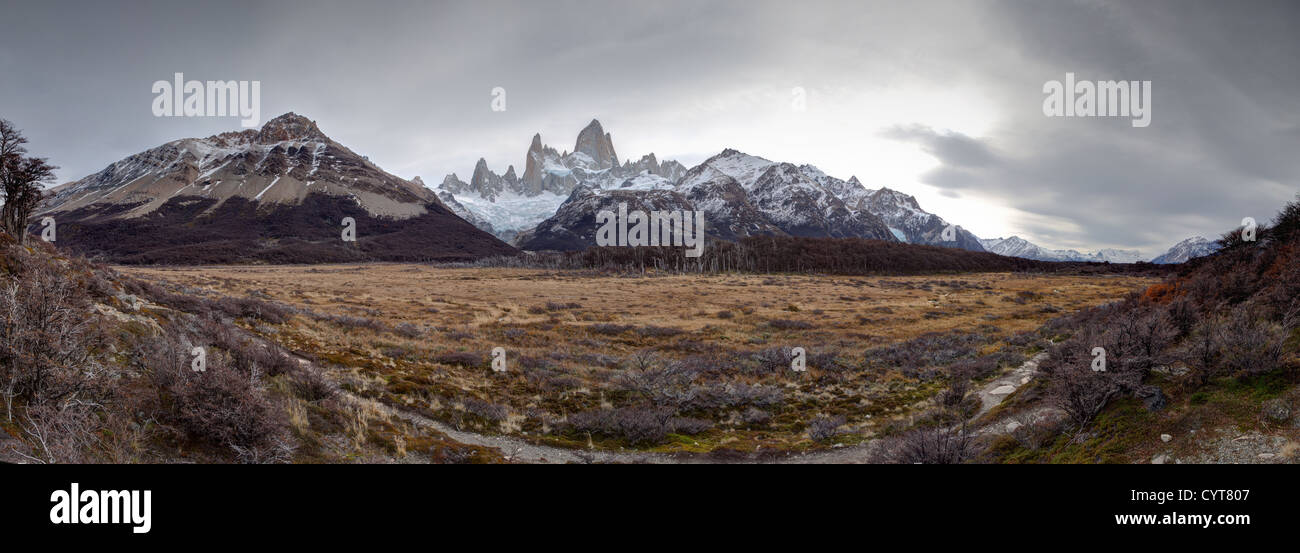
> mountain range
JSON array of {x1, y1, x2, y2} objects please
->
[
  {"x1": 978, "y1": 236, "x2": 1145, "y2": 263},
  {"x1": 436, "y1": 121, "x2": 985, "y2": 253},
  {"x1": 978, "y1": 235, "x2": 1221, "y2": 264},
  {"x1": 35, "y1": 113, "x2": 1221, "y2": 266}
]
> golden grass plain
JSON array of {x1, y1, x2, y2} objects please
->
[{"x1": 123, "y1": 264, "x2": 1158, "y2": 453}]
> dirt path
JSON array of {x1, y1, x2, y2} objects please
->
[
  {"x1": 975, "y1": 352, "x2": 1048, "y2": 418},
  {"x1": 342, "y1": 388, "x2": 886, "y2": 464},
  {"x1": 279, "y1": 334, "x2": 1044, "y2": 464}
]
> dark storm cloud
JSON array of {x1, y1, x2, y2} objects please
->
[
  {"x1": 882, "y1": 125, "x2": 996, "y2": 169},
  {"x1": 889, "y1": 0, "x2": 1300, "y2": 252},
  {"x1": 0, "y1": 0, "x2": 1296, "y2": 255}
]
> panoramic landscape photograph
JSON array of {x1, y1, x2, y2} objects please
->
[{"x1": 1, "y1": 0, "x2": 1298, "y2": 538}]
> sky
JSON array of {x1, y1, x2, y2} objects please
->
[{"x1": 1, "y1": 0, "x2": 1297, "y2": 257}]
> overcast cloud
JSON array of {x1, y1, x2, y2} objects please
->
[{"x1": 1, "y1": 0, "x2": 1296, "y2": 256}]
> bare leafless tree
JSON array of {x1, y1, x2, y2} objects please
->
[{"x1": 0, "y1": 119, "x2": 57, "y2": 244}]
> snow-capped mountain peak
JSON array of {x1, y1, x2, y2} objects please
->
[
  {"x1": 436, "y1": 119, "x2": 688, "y2": 238},
  {"x1": 980, "y1": 236, "x2": 1145, "y2": 263},
  {"x1": 858, "y1": 187, "x2": 984, "y2": 251},
  {"x1": 679, "y1": 149, "x2": 775, "y2": 193},
  {"x1": 1151, "y1": 236, "x2": 1220, "y2": 264}
]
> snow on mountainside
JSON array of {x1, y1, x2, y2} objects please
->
[
  {"x1": 43, "y1": 112, "x2": 439, "y2": 220},
  {"x1": 513, "y1": 185, "x2": 695, "y2": 252},
  {"x1": 1094, "y1": 248, "x2": 1148, "y2": 264},
  {"x1": 435, "y1": 120, "x2": 985, "y2": 252},
  {"x1": 1151, "y1": 236, "x2": 1220, "y2": 264},
  {"x1": 416, "y1": 176, "x2": 495, "y2": 234},
  {"x1": 436, "y1": 119, "x2": 687, "y2": 238},
  {"x1": 860, "y1": 187, "x2": 984, "y2": 251},
  {"x1": 979, "y1": 236, "x2": 1144, "y2": 263},
  {"x1": 451, "y1": 189, "x2": 567, "y2": 239},
  {"x1": 516, "y1": 148, "x2": 898, "y2": 251}
]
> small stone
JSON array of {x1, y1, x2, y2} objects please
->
[
  {"x1": 990, "y1": 385, "x2": 1017, "y2": 395},
  {"x1": 1160, "y1": 434, "x2": 1172, "y2": 443},
  {"x1": 1006, "y1": 421, "x2": 1023, "y2": 433},
  {"x1": 1259, "y1": 453, "x2": 1276, "y2": 460},
  {"x1": 1152, "y1": 454, "x2": 1169, "y2": 464}
]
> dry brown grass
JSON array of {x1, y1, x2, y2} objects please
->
[{"x1": 122, "y1": 264, "x2": 1156, "y2": 452}]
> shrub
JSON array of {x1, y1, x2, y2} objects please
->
[
  {"x1": 739, "y1": 407, "x2": 772, "y2": 427},
  {"x1": 865, "y1": 331, "x2": 986, "y2": 369},
  {"x1": 434, "y1": 351, "x2": 484, "y2": 368},
  {"x1": 767, "y1": 319, "x2": 813, "y2": 330},
  {"x1": 463, "y1": 397, "x2": 509, "y2": 422},
  {"x1": 289, "y1": 368, "x2": 337, "y2": 402},
  {"x1": 0, "y1": 247, "x2": 105, "y2": 410},
  {"x1": 875, "y1": 427, "x2": 976, "y2": 464},
  {"x1": 393, "y1": 322, "x2": 424, "y2": 339},
  {"x1": 566, "y1": 407, "x2": 673, "y2": 445},
  {"x1": 686, "y1": 382, "x2": 784, "y2": 411},
  {"x1": 150, "y1": 350, "x2": 293, "y2": 463},
  {"x1": 749, "y1": 346, "x2": 796, "y2": 375},
  {"x1": 1042, "y1": 343, "x2": 1128, "y2": 428},
  {"x1": 937, "y1": 378, "x2": 970, "y2": 408},
  {"x1": 589, "y1": 323, "x2": 634, "y2": 335},
  {"x1": 1180, "y1": 317, "x2": 1226, "y2": 386},
  {"x1": 949, "y1": 356, "x2": 999, "y2": 382},
  {"x1": 807, "y1": 415, "x2": 845, "y2": 442},
  {"x1": 616, "y1": 362, "x2": 698, "y2": 407},
  {"x1": 1008, "y1": 414, "x2": 1063, "y2": 451},
  {"x1": 213, "y1": 296, "x2": 291, "y2": 324},
  {"x1": 14, "y1": 400, "x2": 99, "y2": 464},
  {"x1": 669, "y1": 417, "x2": 713, "y2": 435},
  {"x1": 1218, "y1": 310, "x2": 1289, "y2": 378},
  {"x1": 636, "y1": 325, "x2": 686, "y2": 337}
]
